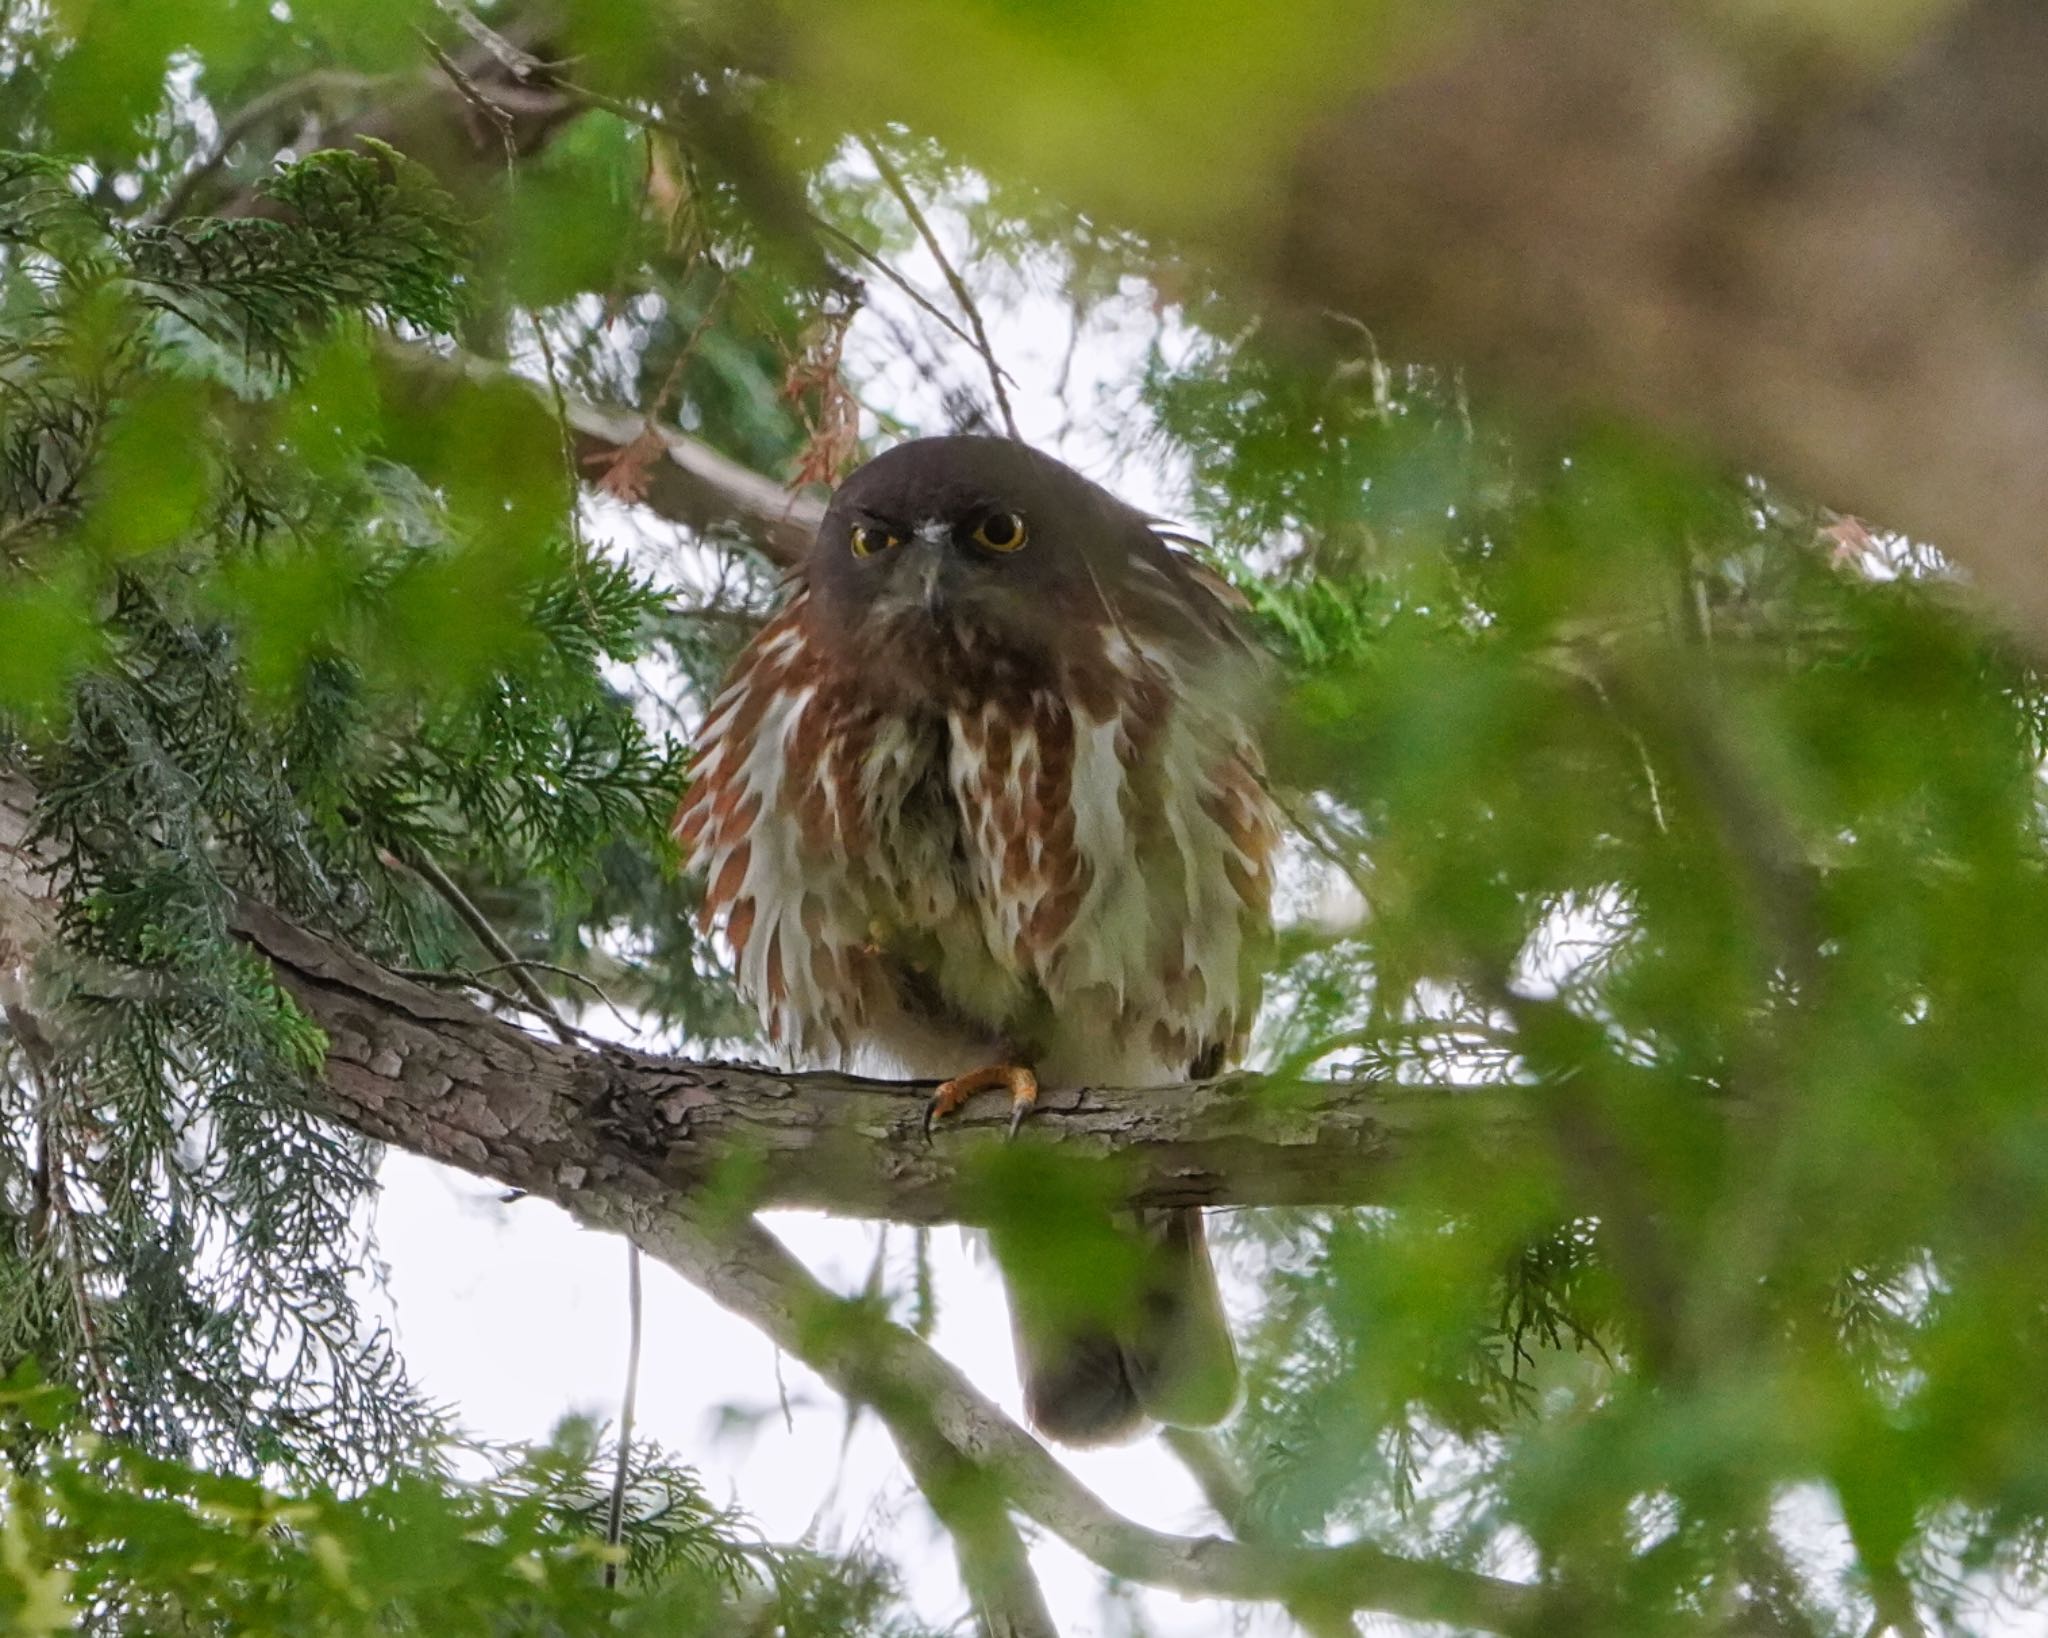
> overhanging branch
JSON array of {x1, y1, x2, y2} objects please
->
[
  {"x1": 375, "y1": 338, "x2": 822, "y2": 566},
  {"x1": 617, "y1": 1201, "x2": 1545, "y2": 1635}
]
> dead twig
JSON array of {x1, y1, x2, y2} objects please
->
[
  {"x1": 860, "y1": 136, "x2": 1023, "y2": 442},
  {"x1": 809, "y1": 214, "x2": 990, "y2": 359},
  {"x1": 588, "y1": 278, "x2": 730, "y2": 506}
]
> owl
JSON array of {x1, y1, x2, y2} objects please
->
[{"x1": 673, "y1": 436, "x2": 1280, "y2": 1444}]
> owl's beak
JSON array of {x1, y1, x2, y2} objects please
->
[{"x1": 912, "y1": 523, "x2": 949, "y2": 619}]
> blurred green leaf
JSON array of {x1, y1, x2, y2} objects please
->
[{"x1": 0, "y1": 568, "x2": 102, "y2": 721}]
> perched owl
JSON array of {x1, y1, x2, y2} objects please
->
[{"x1": 674, "y1": 436, "x2": 1280, "y2": 1445}]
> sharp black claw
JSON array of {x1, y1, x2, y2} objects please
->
[{"x1": 921, "y1": 1098, "x2": 939, "y2": 1145}]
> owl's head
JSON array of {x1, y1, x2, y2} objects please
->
[{"x1": 803, "y1": 436, "x2": 1179, "y2": 688}]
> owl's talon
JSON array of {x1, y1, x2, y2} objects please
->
[{"x1": 922, "y1": 1064, "x2": 1037, "y2": 1142}]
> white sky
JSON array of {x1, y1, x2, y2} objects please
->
[{"x1": 374, "y1": 1161, "x2": 1290, "y2": 1637}]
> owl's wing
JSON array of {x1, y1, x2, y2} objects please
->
[
  {"x1": 1194, "y1": 734, "x2": 1280, "y2": 1078},
  {"x1": 1150, "y1": 529, "x2": 1279, "y2": 1078},
  {"x1": 1145, "y1": 525, "x2": 1259, "y2": 643}
]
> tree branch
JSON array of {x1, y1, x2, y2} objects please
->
[
  {"x1": 613, "y1": 1201, "x2": 1544, "y2": 1634},
  {"x1": 229, "y1": 895, "x2": 1542, "y2": 1627},
  {"x1": 374, "y1": 338, "x2": 822, "y2": 566},
  {"x1": 2, "y1": 777, "x2": 1541, "y2": 1629},
  {"x1": 221, "y1": 895, "x2": 1521, "y2": 1224},
  {"x1": 0, "y1": 780, "x2": 1544, "y2": 1631}
]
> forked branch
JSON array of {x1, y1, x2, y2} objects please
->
[{"x1": 616, "y1": 1201, "x2": 1544, "y2": 1634}]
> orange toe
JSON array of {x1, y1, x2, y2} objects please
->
[{"x1": 923, "y1": 1063, "x2": 1038, "y2": 1138}]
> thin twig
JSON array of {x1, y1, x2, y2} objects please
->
[
  {"x1": 859, "y1": 137, "x2": 1023, "y2": 442},
  {"x1": 520, "y1": 311, "x2": 598, "y2": 581},
  {"x1": 404, "y1": 851, "x2": 562, "y2": 1027},
  {"x1": 390, "y1": 964, "x2": 630, "y2": 1044},
  {"x1": 809, "y1": 215, "x2": 989, "y2": 358},
  {"x1": 147, "y1": 69, "x2": 405, "y2": 226},
  {"x1": 403, "y1": 847, "x2": 645, "y2": 1585},
  {"x1": 413, "y1": 22, "x2": 519, "y2": 169},
  {"x1": 602, "y1": 1244, "x2": 644, "y2": 1591},
  {"x1": 460, "y1": 958, "x2": 637, "y2": 1034},
  {"x1": 1273, "y1": 789, "x2": 1375, "y2": 913},
  {"x1": 554, "y1": 81, "x2": 694, "y2": 146},
  {"x1": 645, "y1": 279, "x2": 728, "y2": 429},
  {"x1": 393, "y1": 965, "x2": 553, "y2": 1021},
  {"x1": 526, "y1": 309, "x2": 587, "y2": 553}
]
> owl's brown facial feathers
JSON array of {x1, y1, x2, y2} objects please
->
[{"x1": 804, "y1": 436, "x2": 1175, "y2": 702}]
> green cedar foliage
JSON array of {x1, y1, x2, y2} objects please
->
[
  {"x1": 1149, "y1": 328, "x2": 2048, "y2": 1630},
  {"x1": 0, "y1": 141, "x2": 689, "y2": 1479},
  {"x1": 0, "y1": 1368, "x2": 932, "y2": 1636}
]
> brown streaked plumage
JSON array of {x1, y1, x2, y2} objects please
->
[{"x1": 674, "y1": 435, "x2": 1279, "y2": 1445}]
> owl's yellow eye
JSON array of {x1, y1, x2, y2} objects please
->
[
  {"x1": 972, "y1": 511, "x2": 1028, "y2": 552},
  {"x1": 850, "y1": 524, "x2": 902, "y2": 558}
]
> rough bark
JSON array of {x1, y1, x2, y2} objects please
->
[{"x1": 230, "y1": 897, "x2": 1513, "y2": 1225}]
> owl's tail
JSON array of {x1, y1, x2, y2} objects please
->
[{"x1": 1000, "y1": 1207, "x2": 1238, "y2": 1447}]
